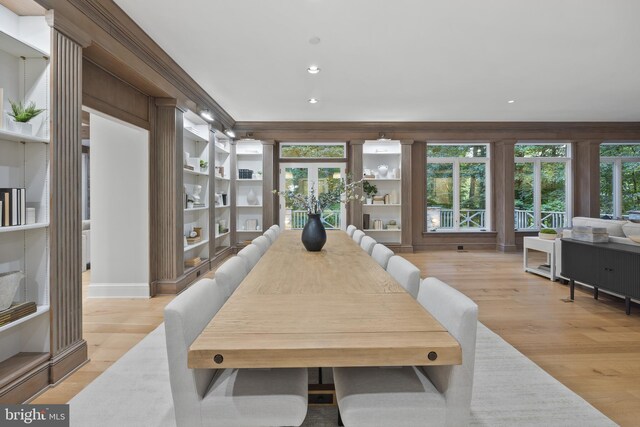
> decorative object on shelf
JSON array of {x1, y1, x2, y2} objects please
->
[
  {"x1": 193, "y1": 227, "x2": 202, "y2": 238},
  {"x1": 183, "y1": 236, "x2": 188, "y2": 247},
  {"x1": 239, "y1": 168, "x2": 253, "y2": 179},
  {"x1": 538, "y1": 229, "x2": 558, "y2": 240},
  {"x1": 384, "y1": 194, "x2": 390, "y2": 204},
  {"x1": 187, "y1": 156, "x2": 199, "y2": 169},
  {"x1": 214, "y1": 193, "x2": 221, "y2": 206},
  {"x1": 215, "y1": 165, "x2": 225, "y2": 178},
  {"x1": 246, "y1": 188, "x2": 259, "y2": 205},
  {"x1": 571, "y1": 226, "x2": 608, "y2": 243},
  {"x1": 377, "y1": 164, "x2": 389, "y2": 178},
  {"x1": 363, "y1": 214, "x2": 370, "y2": 230},
  {"x1": 274, "y1": 175, "x2": 363, "y2": 251},
  {"x1": 0, "y1": 301, "x2": 36, "y2": 327},
  {"x1": 363, "y1": 181, "x2": 377, "y2": 204},
  {"x1": 192, "y1": 185, "x2": 202, "y2": 205},
  {"x1": 7, "y1": 100, "x2": 44, "y2": 136},
  {"x1": 221, "y1": 193, "x2": 227, "y2": 205},
  {"x1": 373, "y1": 219, "x2": 383, "y2": 230},
  {"x1": 219, "y1": 219, "x2": 227, "y2": 230},
  {"x1": 387, "y1": 220, "x2": 399, "y2": 230},
  {"x1": 301, "y1": 213, "x2": 327, "y2": 252},
  {"x1": 26, "y1": 208, "x2": 35, "y2": 225},
  {"x1": 184, "y1": 151, "x2": 189, "y2": 167},
  {"x1": 246, "y1": 219, "x2": 259, "y2": 230},
  {"x1": 0, "y1": 271, "x2": 23, "y2": 311},
  {"x1": 199, "y1": 160, "x2": 208, "y2": 171},
  {"x1": 390, "y1": 189, "x2": 399, "y2": 204},
  {"x1": 372, "y1": 195, "x2": 385, "y2": 205},
  {"x1": 363, "y1": 168, "x2": 375, "y2": 179},
  {"x1": 184, "y1": 257, "x2": 201, "y2": 268}
]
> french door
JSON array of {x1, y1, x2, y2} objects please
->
[{"x1": 279, "y1": 163, "x2": 347, "y2": 230}]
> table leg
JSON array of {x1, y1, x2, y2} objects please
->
[
  {"x1": 570, "y1": 279, "x2": 575, "y2": 300},
  {"x1": 550, "y1": 248, "x2": 555, "y2": 281},
  {"x1": 626, "y1": 297, "x2": 631, "y2": 315},
  {"x1": 594, "y1": 287, "x2": 598, "y2": 300},
  {"x1": 523, "y1": 247, "x2": 528, "y2": 271}
]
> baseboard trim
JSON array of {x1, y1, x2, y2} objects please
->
[
  {"x1": 0, "y1": 355, "x2": 49, "y2": 404},
  {"x1": 49, "y1": 340, "x2": 88, "y2": 384},
  {"x1": 156, "y1": 261, "x2": 211, "y2": 295},
  {"x1": 88, "y1": 282, "x2": 151, "y2": 298},
  {"x1": 497, "y1": 244, "x2": 518, "y2": 252}
]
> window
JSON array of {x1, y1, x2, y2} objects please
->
[
  {"x1": 600, "y1": 143, "x2": 640, "y2": 218},
  {"x1": 426, "y1": 143, "x2": 490, "y2": 231},
  {"x1": 514, "y1": 143, "x2": 571, "y2": 230},
  {"x1": 280, "y1": 143, "x2": 346, "y2": 159}
]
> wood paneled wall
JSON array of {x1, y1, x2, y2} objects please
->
[
  {"x1": 348, "y1": 141, "x2": 364, "y2": 229},
  {"x1": 48, "y1": 28, "x2": 88, "y2": 383},
  {"x1": 261, "y1": 141, "x2": 276, "y2": 229}
]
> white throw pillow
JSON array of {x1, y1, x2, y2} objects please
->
[
  {"x1": 572, "y1": 217, "x2": 626, "y2": 237},
  {"x1": 622, "y1": 222, "x2": 640, "y2": 237}
]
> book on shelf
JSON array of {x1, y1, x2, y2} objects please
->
[
  {"x1": 0, "y1": 301, "x2": 37, "y2": 327},
  {"x1": 0, "y1": 188, "x2": 26, "y2": 227}
]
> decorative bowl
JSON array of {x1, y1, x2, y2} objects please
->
[
  {"x1": 0, "y1": 271, "x2": 23, "y2": 311},
  {"x1": 538, "y1": 232, "x2": 558, "y2": 240},
  {"x1": 629, "y1": 235, "x2": 640, "y2": 244}
]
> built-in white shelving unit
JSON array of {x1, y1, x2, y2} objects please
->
[
  {"x1": 182, "y1": 112, "x2": 210, "y2": 271},
  {"x1": 234, "y1": 140, "x2": 264, "y2": 245},
  {"x1": 213, "y1": 130, "x2": 232, "y2": 256},
  {"x1": 0, "y1": 14, "x2": 51, "y2": 368},
  {"x1": 362, "y1": 140, "x2": 402, "y2": 244}
]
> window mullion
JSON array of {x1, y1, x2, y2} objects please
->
[
  {"x1": 534, "y1": 160, "x2": 542, "y2": 229},
  {"x1": 614, "y1": 159, "x2": 622, "y2": 218},
  {"x1": 453, "y1": 160, "x2": 460, "y2": 230}
]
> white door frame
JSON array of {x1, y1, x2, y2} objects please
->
[{"x1": 279, "y1": 162, "x2": 347, "y2": 230}]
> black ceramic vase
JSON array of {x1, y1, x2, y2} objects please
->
[{"x1": 301, "y1": 213, "x2": 327, "y2": 252}]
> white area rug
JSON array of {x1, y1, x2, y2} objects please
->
[{"x1": 69, "y1": 323, "x2": 616, "y2": 426}]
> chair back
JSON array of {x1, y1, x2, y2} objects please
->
[
  {"x1": 418, "y1": 278, "x2": 478, "y2": 427},
  {"x1": 360, "y1": 236, "x2": 377, "y2": 255},
  {"x1": 252, "y1": 235, "x2": 271, "y2": 254},
  {"x1": 371, "y1": 244, "x2": 394, "y2": 269},
  {"x1": 214, "y1": 256, "x2": 249, "y2": 299},
  {"x1": 346, "y1": 224, "x2": 357, "y2": 237},
  {"x1": 237, "y1": 244, "x2": 262, "y2": 271},
  {"x1": 352, "y1": 229, "x2": 365, "y2": 245},
  {"x1": 264, "y1": 229, "x2": 277, "y2": 244},
  {"x1": 386, "y1": 255, "x2": 420, "y2": 299},
  {"x1": 270, "y1": 224, "x2": 281, "y2": 235},
  {"x1": 164, "y1": 278, "x2": 226, "y2": 427}
]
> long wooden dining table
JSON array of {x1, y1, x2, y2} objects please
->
[{"x1": 188, "y1": 230, "x2": 461, "y2": 369}]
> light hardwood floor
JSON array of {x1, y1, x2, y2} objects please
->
[{"x1": 34, "y1": 250, "x2": 640, "y2": 426}]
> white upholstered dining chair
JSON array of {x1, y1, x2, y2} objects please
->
[
  {"x1": 251, "y1": 235, "x2": 271, "y2": 255},
  {"x1": 359, "y1": 236, "x2": 377, "y2": 255},
  {"x1": 237, "y1": 244, "x2": 262, "y2": 271},
  {"x1": 352, "y1": 230, "x2": 365, "y2": 245},
  {"x1": 346, "y1": 224, "x2": 357, "y2": 237},
  {"x1": 269, "y1": 224, "x2": 281, "y2": 236},
  {"x1": 386, "y1": 255, "x2": 420, "y2": 299},
  {"x1": 214, "y1": 256, "x2": 249, "y2": 300},
  {"x1": 371, "y1": 243, "x2": 394, "y2": 270},
  {"x1": 164, "y1": 278, "x2": 309, "y2": 427},
  {"x1": 264, "y1": 228, "x2": 278, "y2": 244},
  {"x1": 333, "y1": 277, "x2": 478, "y2": 427}
]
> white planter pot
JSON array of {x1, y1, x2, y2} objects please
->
[
  {"x1": 0, "y1": 271, "x2": 23, "y2": 311},
  {"x1": 538, "y1": 232, "x2": 558, "y2": 240},
  {"x1": 14, "y1": 121, "x2": 32, "y2": 136}
]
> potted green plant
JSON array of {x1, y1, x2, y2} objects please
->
[
  {"x1": 199, "y1": 159, "x2": 208, "y2": 172},
  {"x1": 7, "y1": 100, "x2": 44, "y2": 136},
  {"x1": 539, "y1": 228, "x2": 558, "y2": 240},
  {"x1": 362, "y1": 180, "x2": 377, "y2": 204}
]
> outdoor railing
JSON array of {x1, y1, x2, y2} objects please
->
[
  {"x1": 438, "y1": 209, "x2": 486, "y2": 229},
  {"x1": 289, "y1": 210, "x2": 341, "y2": 230},
  {"x1": 431, "y1": 208, "x2": 566, "y2": 230}
]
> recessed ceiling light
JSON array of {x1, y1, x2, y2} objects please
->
[
  {"x1": 224, "y1": 129, "x2": 236, "y2": 138},
  {"x1": 307, "y1": 65, "x2": 321, "y2": 74},
  {"x1": 199, "y1": 109, "x2": 214, "y2": 121},
  {"x1": 508, "y1": 100, "x2": 515, "y2": 104},
  {"x1": 309, "y1": 36, "x2": 321, "y2": 45},
  {"x1": 308, "y1": 98, "x2": 319, "y2": 104}
]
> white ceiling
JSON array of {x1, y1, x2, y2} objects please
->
[{"x1": 114, "y1": 0, "x2": 640, "y2": 122}]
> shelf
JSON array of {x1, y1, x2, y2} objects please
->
[
  {"x1": 237, "y1": 229, "x2": 263, "y2": 233},
  {"x1": 0, "y1": 30, "x2": 49, "y2": 59},
  {"x1": 362, "y1": 178, "x2": 401, "y2": 181},
  {"x1": 0, "y1": 352, "x2": 50, "y2": 390},
  {"x1": 0, "y1": 129, "x2": 49, "y2": 144},
  {"x1": 184, "y1": 239, "x2": 209, "y2": 253},
  {"x1": 237, "y1": 152, "x2": 262, "y2": 157},
  {"x1": 183, "y1": 259, "x2": 208, "y2": 276},
  {"x1": 214, "y1": 176, "x2": 230, "y2": 181},
  {"x1": 0, "y1": 223, "x2": 49, "y2": 234},
  {"x1": 363, "y1": 204, "x2": 401, "y2": 207},
  {"x1": 237, "y1": 205, "x2": 263, "y2": 208},
  {"x1": 215, "y1": 231, "x2": 230, "y2": 239},
  {"x1": 0, "y1": 305, "x2": 50, "y2": 334},
  {"x1": 237, "y1": 178, "x2": 263, "y2": 182},
  {"x1": 215, "y1": 245, "x2": 231, "y2": 256},
  {"x1": 184, "y1": 126, "x2": 208, "y2": 142},
  {"x1": 183, "y1": 168, "x2": 209, "y2": 177},
  {"x1": 363, "y1": 229, "x2": 401, "y2": 232},
  {"x1": 184, "y1": 207, "x2": 209, "y2": 212},
  {"x1": 215, "y1": 144, "x2": 230, "y2": 155},
  {"x1": 214, "y1": 205, "x2": 230, "y2": 209}
]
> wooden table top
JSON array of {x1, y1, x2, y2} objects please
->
[{"x1": 188, "y1": 230, "x2": 461, "y2": 369}]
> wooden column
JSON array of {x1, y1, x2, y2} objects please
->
[
  {"x1": 262, "y1": 140, "x2": 276, "y2": 228},
  {"x1": 400, "y1": 140, "x2": 414, "y2": 252},
  {"x1": 572, "y1": 140, "x2": 601, "y2": 218},
  {"x1": 493, "y1": 140, "x2": 517, "y2": 252},
  {"x1": 48, "y1": 22, "x2": 90, "y2": 383},
  {"x1": 151, "y1": 99, "x2": 184, "y2": 293},
  {"x1": 348, "y1": 140, "x2": 364, "y2": 229}
]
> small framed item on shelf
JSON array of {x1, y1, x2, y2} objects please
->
[{"x1": 246, "y1": 219, "x2": 259, "y2": 231}]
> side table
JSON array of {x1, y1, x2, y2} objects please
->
[{"x1": 523, "y1": 236, "x2": 557, "y2": 281}]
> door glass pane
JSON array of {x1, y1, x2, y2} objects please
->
[
  {"x1": 600, "y1": 162, "x2": 614, "y2": 218},
  {"x1": 515, "y1": 144, "x2": 567, "y2": 158},
  {"x1": 515, "y1": 163, "x2": 535, "y2": 229},
  {"x1": 459, "y1": 163, "x2": 486, "y2": 229},
  {"x1": 540, "y1": 162, "x2": 566, "y2": 229},
  {"x1": 622, "y1": 162, "x2": 640, "y2": 217},
  {"x1": 427, "y1": 145, "x2": 487, "y2": 158},
  {"x1": 426, "y1": 163, "x2": 453, "y2": 230},
  {"x1": 280, "y1": 144, "x2": 345, "y2": 158},
  {"x1": 284, "y1": 167, "x2": 308, "y2": 230},
  {"x1": 318, "y1": 167, "x2": 342, "y2": 229}
]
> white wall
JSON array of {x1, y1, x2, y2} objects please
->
[{"x1": 88, "y1": 112, "x2": 150, "y2": 298}]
